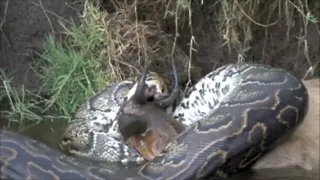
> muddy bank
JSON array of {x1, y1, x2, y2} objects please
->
[
  {"x1": 0, "y1": 0, "x2": 83, "y2": 146},
  {"x1": 0, "y1": 0, "x2": 319, "y2": 179},
  {"x1": 0, "y1": 0, "x2": 82, "y2": 90},
  {"x1": 1, "y1": 0, "x2": 319, "y2": 143}
]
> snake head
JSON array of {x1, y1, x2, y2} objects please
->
[
  {"x1": 125, "y1": 57, "x2": 180, "y2": 109},
  {"x1": 126, "y1": 71, "x2": 171, "y2": 102}
]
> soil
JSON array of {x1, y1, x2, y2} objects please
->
[
  {"x1": 0, "y1": 0, "x2": 319, "y2": 179},
  {"x1": 0, "y1": 0, "x2": 83, "y2": 146},
  {"x1": 1, "y1": 0, "x2": 319, "y2": 136},
  {"x1": 0, "y1": 0, "x2": 82, "y2": 90},
  {"x1": 173, "y1": 3, "x2": 320, "y2": 79}
]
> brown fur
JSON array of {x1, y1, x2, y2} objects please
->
[
  {"x1": 119, "y1": 101, "x2": 185, "y2": 160},
  {"x1": 117, "y1": 62, "x2": 184, "y2": 161}
]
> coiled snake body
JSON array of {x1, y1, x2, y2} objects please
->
[
  {"x1": 0, "y1": 63, "x2": 309, "y2": 179},
  {"x1": 59, "y1": 71, "x2": 176, "y2": 163}
]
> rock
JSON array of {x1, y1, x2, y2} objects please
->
[{"x1": 232, "y1": 78, "x2": 320, "y2": 180}]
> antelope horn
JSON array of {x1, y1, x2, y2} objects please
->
[
  {"x1": 132, "y1": 60, "x2": 148, "y2": 104},
  {"x1": 158, "y1": 58, "x2": 179, "y2": 108}
]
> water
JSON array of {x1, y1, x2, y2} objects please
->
[{"x1": 0, "y1": 117, "x2": 68, "y2": 149}]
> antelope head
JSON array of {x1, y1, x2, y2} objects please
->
[{"x1": 116, "y1": 59, "x2": 185, "y2": 160}]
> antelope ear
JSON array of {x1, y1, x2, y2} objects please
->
[{"x1": 117, "y1": 114, "x2": 148, "y2": 141}]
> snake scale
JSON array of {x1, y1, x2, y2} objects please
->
[
  {"x1": 59, "y1": 71, "x2": 177, "y2": 164},
  {"x1": 0, "y1": 62, "x2": 309, "y2": 179}
]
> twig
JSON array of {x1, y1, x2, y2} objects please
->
[
  {"x1": 170, "y1": 0, "x2": 179, "y2": 57},
  {"x1": 37, "y1": 0, "x2": 55, "y2": 33},
  {"x1": 185, "y1": 1, "x2": 196, "y2": 94},
  {"x1": 134, "y1": 0, "x2": 142, "y2": 68},
  {"x1": 0, "y1": 0, "x2": 9, "y2": 29},
  {"x1": 236, "y1": 0, "x2": 278, "y2": 28},
  {"x1": 31, "y1": 1, "x2": 71, "y2": 24}
]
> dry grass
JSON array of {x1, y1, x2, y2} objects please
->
[
  {"x1": 194, "y1": 0, "x2": 318, "y2": 77},
  {"x1": 103, "y1": 0, "x2": 319, "y2": 77},
  {"x1": 0, "y1": 0, "x2": 200, "y2": 130},
  {"x1": 1, "y1": 0, "x2": 319, "y2": 132},
  {"x1": 59, "y1": 0, "x2": 201, "y2": 83},
  {"x1": 212, "y1": 0, "x2": 318, "y2": 60}
]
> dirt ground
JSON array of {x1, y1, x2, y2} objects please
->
[
  {"x1": 0, "y1": 0, "x2": 319, "y2": 179},
  {"x1": 1, "y1": 0, "x2": 319, "y2": 91},
  {"x1": 173, "y1": 3, "x2": 320, "y2": 79},
  {"x1": 1, "y1": 0, "x2": 319, "y2": 144},
  {"x1": 0, "y1": 0, "x2": 83, "y2": 147},
  {"x1": 0, "y1": 0, "x2": 82, "y2": 90}
]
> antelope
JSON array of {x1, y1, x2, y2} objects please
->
[{"x1": 116, "y1": 58, "x2": 185, "y2": 160}]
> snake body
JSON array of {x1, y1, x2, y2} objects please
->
[
  {"x1": 59, "y1": 71, "x2": 177, "y2": 164},
  {"x1": 0, "y1": 63, "x2": 309, "y2": 179},
  {"x1": 143, "y1": 63, "x2": 308, "y2": 179}
]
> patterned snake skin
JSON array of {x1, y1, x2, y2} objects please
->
[
  {"x1": 0, "y1": 63, "x2": 309, "y2": 179},
  {"x1": 59, "y1": 72, "x2": 177, "y2": 164}
]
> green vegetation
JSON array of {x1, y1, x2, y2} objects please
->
[
  {"x1": 1, "y1": 1, "x2": 116, "y2": 129},
  {"x1": 1, "y1": 70, "x2": 44, "y2": 131},
  {"x1": 1, "y1": 0, "x2": 319, "y2": 133}
]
